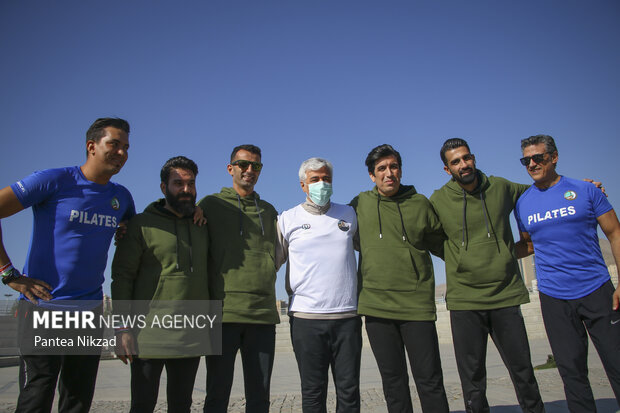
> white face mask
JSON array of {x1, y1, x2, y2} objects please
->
[{"x1": 308, "y1": 181, "x2": 333, "y2": 206}]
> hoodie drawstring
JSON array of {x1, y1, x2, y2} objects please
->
[
  {"x1": 376, "y1": 195, "x2": 406, "y2": 242},
  {"x1": 187, "y1": 220, "x2": 194, "y2": 272},
  {"x1": 236, "y1": 193, "x2": 265, "y2": 237},
  {"x1": 236, "y1": 194, "x2": 244, "y2": 236},
  {"x1": 461, "y1": 189, "x2": 467, "y2": 247},
  {"x1": 480, "y1": 190, "x2": 491, "y2": 239},
  {"x1": 377, "y1": 197, "x2": 383, "y2": 239},
  {"x1": 254, "y1": 193, "x2": 265, "y2": 236},
  {"x1": 396, "y1": 202, "x2": 407, "y2": 242},
  {"x1": 460, "y1": 187, "x2": 492, "y2": 249},
  {"x1": 174, "y1": 219, "x2": 194, "y2": 272},
  {"x1": 174, "y1": 220, "x2": 180, "y2": 270}
]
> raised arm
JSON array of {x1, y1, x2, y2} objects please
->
[
  {"x1": 0, "y1": 186, "x2": 25, "y2": 219},
  {"x1": 0, "y1": 187, "x2": 52, "y2": 302},
  {"x1": 597, "y1": 209, "x2": 620, "y2": 310}
]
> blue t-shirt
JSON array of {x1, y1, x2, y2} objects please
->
[
  {"x1": 515, "y1": 176, "x2": 613, "y2": 299},
  {"x1": 11, "y1": 166, "x2": 135, "y2": 303}
]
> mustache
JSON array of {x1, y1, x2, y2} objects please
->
[{"x1": 174, "y1": 192, "x2": 195, "y2": 201}]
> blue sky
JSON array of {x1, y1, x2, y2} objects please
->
[{"x1": 1, "y1": 0, "x2": 619, "y2": 300}]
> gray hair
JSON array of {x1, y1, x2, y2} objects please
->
[
  {"x1": 298, "y1": 157, "x2": 333, "y2": 182},
  {"x1": 521, "y1": 134, "x2": 558, "y2": 154}
]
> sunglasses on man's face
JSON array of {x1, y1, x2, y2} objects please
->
[
  {"x1": 519, "y1": 152, "x2": 550, "y2": 166},
  {"x1": 231, "y1": 160, "x2": 263, "y2": 171}
]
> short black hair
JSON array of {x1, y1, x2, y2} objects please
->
[
  {"x1": 440, "y1": 138, "x2": 471, "y2": 165},
  {"x1": 365, "y1": 144, "x2": 402, "y2": 175},
  {"x1": 230, "y1": 144, "x2": 262, "y2": 162},
  {"x1": 520, "y1": 134, "x2": 558, "y2": 154},
  {"x1": 86, "y1": 118, "x2": 130, "y2": 144},
  {"x1": 160, "y1": 156, "x2": 199, "y2": 184}
]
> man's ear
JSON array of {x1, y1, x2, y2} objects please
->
[
  {"x1": 86, "y1": 140, "x2": 96, "y2": 156},
  {"x1": 443, "y1": 165, "x2": 451, "y2": 176},
  {"x1": 300, "y1": 180, "x2": 309, "y2": 195},
  {"x1": 369, "y1": 172, "x2": 377, "y2": 183},
  {"x1": 160, "y1": 182, "x2": 166, "y2": 196}
]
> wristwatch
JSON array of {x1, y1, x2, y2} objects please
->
[{"x1": 1, "y1": 268, "x2": 22, "y2": 285}]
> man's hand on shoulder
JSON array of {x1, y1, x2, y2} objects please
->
[
  {"x1": 114, "y1": 221, "x2": 128, "y2": 245},
  {"x1": 193, "y1": 205, "x2": 207, "y2": 226},
  {"x1": 583, "y1": 179, "x2": 607, "y2": 197}
]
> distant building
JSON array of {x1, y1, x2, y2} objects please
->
[
  {"x1": 518, "y1": 255, "x2": 537, "y2": 292},
  {"x1": 103, "y1": 293, "x2": 113, "y2": 314},
  {"x1": 435, "y1": 283, "x2": 446, "y2": 303},
  {"x1": 599, "y1": 238, "x2": 619, "y2": 287},
  {"x1": 276, "y1": 299, "x2": 288, "y2": 315}
]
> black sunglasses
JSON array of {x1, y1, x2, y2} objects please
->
[
  {"x1": 232, "y1": 160, "x2": 263, "y2": 171},
  {"x1": 519, "y1": 152, "x2": 551, "y2": 166}
]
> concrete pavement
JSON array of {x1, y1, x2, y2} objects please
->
[{"x1": 0, "y1": 338, "x2": 618, "y2": 412}]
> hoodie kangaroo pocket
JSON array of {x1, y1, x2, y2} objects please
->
[
  {"x1": 455, "y1": 238, "x2": 518, "y2": 285},
  {"x1": 362, "y1": 247, "x2": 421, "y2": 292}
]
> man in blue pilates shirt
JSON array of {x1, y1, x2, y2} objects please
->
[
  {"x1": 515, "y1": 134, "x2": 620, "y2": 413},
  {"x1": 0, "y1": 117, "x2": 135, "y2": 413}
]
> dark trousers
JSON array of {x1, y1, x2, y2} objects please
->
[
  {"x1": 365, "y1": 316, "x2": 449, "y2": 413},
  {"x1": 540, "y1": 280, "x2": 620, "y2": 413},
  {"x1": 130, "y1": 357, "x2": 201, "y2": 413},
  {"x1": 16, "y1": 354, "x2": 100, "y2": 413},
  {"x1": 204, "y1": 323, "x2": 275, "y2": 413},
  {"x1": 290, "y1": 316, "x2": 362, "y2": 413},
  {"x1": 450, "y1": 306, "x2": 544, "y2": 413},
  {"x1": 15, "y1": 302, "x2": 103, "y2": 413}
]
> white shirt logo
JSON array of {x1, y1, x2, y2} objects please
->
[{"x1": 69, "y1": 210, "x2": 118, "y2": 228}]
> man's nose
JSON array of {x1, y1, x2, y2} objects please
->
[{"x1": 117, "y1": 147, "x2": 128, "y2": 157}]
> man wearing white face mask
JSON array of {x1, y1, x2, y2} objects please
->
[{"x1": 277, "y1": 157, "x2": 361, "y2": 413}]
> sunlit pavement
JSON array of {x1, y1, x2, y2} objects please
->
[{"x1": 0, "y1": 339, "x2": 617, "y2": 412}]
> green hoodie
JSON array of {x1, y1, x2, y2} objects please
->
[
  {"x1": 111, "y1": 199, "x2": 209, "y2": 301},
  {"x1": 198, "y1": 187, "x2": 279, "y2": 324},
  {"x1": 350, "y1": 185, "x2": 445, "y2": 321},
  {"x1": 111, "y1": 199, "x2": 210, "y2": 357},
  {"x1": 430, "y1": 171, "x2": 530, "y2": 310}
]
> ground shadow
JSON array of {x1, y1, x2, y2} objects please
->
[{"x1": 450, "y1": 398, "x2": 619, "y2": 413}]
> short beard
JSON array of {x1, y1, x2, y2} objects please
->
[
  {"x1": 451, "y1": 168, "x2": 477, "y2": 186},
  {"x1": 165, "y1": 190, "x2": 196, "y2": 217},
  {"x1": 238, "y1": 173, "x2": 257, "y2": 189}
]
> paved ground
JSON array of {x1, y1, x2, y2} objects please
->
[{"x1": 0, "y1": 338, "x2": 618, "y2": 412}]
